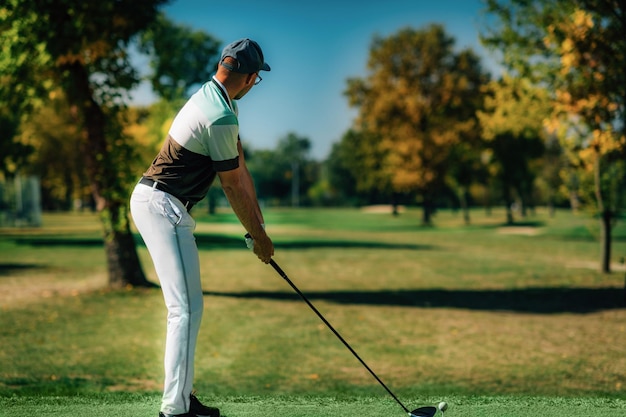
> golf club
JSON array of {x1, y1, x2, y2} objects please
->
[{"x1": 267, "y1": 257, "x2": 438, "y2": 417}]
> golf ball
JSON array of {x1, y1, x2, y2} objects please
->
[{"x1": 438, "y1": 402, "x2": 448, "y2": 412}]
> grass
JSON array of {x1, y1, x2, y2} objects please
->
[
  {"x1": 1, "y1": 394, "x2": 625, "y2": 417},
  {"x1": 0, "y1": 206, "x2": 625, "y2": 416}
]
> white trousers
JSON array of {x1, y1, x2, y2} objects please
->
[{"x1": 130, "y1": 183, "x2": 203, "y2": 415}]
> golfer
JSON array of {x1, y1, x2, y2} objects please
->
[{"x1": 130, "y1": 38, "x2": 274, "y2": 417}]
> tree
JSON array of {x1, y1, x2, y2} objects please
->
[
  {"x1": 0, "y1": 4, "x2": 48, "y2": 176},
  {"x1": 482, "y1": 0, "x2": 625, "y2": 272},
  {"x1": 246, "y1": 132, "x2": 316, "y2": 206},
  {"x1": 477, "y1": 76, "x2": 551, "y2": 224},
  {"x1": 278, "y1": 132, "x2": 311, "y2": 207},
  {"x1": 446, "y1": 134, "x2": 490, "y2": 225},
  {"x1": 1, "y1": 0, "x2": 169, "y2": 287},
  {"x1": 138, "y1": 13, "x2": 221, "y2": 102},
  {"x1": 344, "y1": 25, "x2": 490, "y2": 224},
  {"x1": 15, "y1": 92, "x2": 87, "y2": 210},
  {"x1": 327, "y1": 129, "x2": 395, "y2": 207},
  {"x1": 536, "y1": 134, "x2": 568, "y2": 217}
]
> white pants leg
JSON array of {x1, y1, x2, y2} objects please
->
[{"x1": 130, "y1": 183, "x2": 203, "y2": 415}]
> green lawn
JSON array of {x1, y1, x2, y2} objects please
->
[
  {"x1": 1, "y1": 394, "x2": 625, "y2": 417},
  {"x1": 0, "y1": 207, "x2": 625, "y2": 416}
]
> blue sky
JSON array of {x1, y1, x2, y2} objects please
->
[{"x1": 131, "y1": 0, "x2": 500, "y2": 159}]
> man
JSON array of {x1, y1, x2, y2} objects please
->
[{"x1": 130, "y1": 38, "x2": 274, "y2": 417}]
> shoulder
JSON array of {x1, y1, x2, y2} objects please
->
[{"x1": 190, "y1": 82, "x2": 237, "y2": 124}]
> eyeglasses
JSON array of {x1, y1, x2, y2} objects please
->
[{"x1": 254, "y1": 74, "x2": 263, "y2": 85}]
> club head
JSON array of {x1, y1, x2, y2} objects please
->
[{"x1": 409, "y1": 406, "x2": 437, "y2": 417}]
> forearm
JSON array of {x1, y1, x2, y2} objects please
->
[
  {"x1": 220, "y1": 140, "x2": 273, "y2": 263},
  {"x1": 240, "y1": 166, "x2": 264, "y2": 225},
  {"x1": 222, "y1": 182, "x2": 267, "y2": 240}
]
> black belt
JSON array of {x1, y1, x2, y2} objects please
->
[{"x1": 139, "y1": 177, "x2": 194, "y2": 212}]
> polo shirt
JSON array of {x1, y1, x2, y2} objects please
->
[{"x1": 143, "y1": 77, "x2": 240, "y2": 205}]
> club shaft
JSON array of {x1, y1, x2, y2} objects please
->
[{"x1": 269, "y1": 259, "x2": 410, "y2": 414}]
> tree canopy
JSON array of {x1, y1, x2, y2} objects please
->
[
  {"x1": 139, "y1": 13, "x2": 221, "y2": 101},
  {"x1": 343, "y1": 25, "x2": 490, "y2": 224}
]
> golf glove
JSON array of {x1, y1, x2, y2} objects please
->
[
  {"x1": 245, "y1": 234, "x2": 254, "y2": 249},
  {"x1": 244, "y1": 224, "x2": 265, "y2": 250}
]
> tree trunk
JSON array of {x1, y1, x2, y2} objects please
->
[
  {"x1": 547, "y1": 188, "x2": 555, "y2": 218},
  {"x1": 503, "y1": 187, "x2": 514, "y2": 225},
  {"x1": 459, "y1": 186, "x2": 470, "y2": 225},
  {"x1": 101, "y1": 200, "x2": 156, "y2": 288},
  {"x1": 422, "y1": 194, "x2": 434, "y2": 226},
  {"x1": 65, "y1": 62, "x2": 152, "y2": 288},
  {"x1": 391, "y1": 192, "x2": 399, "y2": 217},
  {"x1": 593, "y1": 152, "x2": 611, "y2": 274},
  {"x1": 483, "y1": 183, "x2": 492, "y2": 216},
  {"x1": 600, "y1": 209, "x2": 612, "y2": 274}
]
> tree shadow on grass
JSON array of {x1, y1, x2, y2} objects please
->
[
  {"x1": 8, "y1": 236, "x2": 104, "y2": 247},
  {"x1": 193, "y1": 234, "x2": 433, "y2": 251},
  {"x1": 468, "y1": 220, "x2": 547, "y2": 231},
  {"x1": 0, "y1": 263, "x2": 47, "y2": 277},
  {"x1": 501, "y1": 220, "x2": 546, "y2": 228},
  {"x1": 6, "y1": 233, "x2": 431, "y2": 251},
  {"x1": 203, "y1": 287, "x2": 625, "y2": 314}
]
